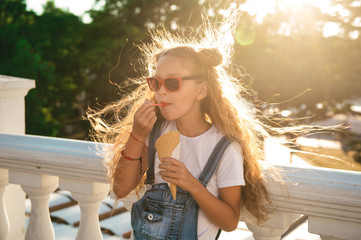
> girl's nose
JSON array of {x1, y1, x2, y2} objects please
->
[{"x1": 158, "y1": 84, "x2": 167, "y2": 96}]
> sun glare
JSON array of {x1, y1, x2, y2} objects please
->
[
  {"x1": 239, "y1": 0, "x2": 276, "y2": 24},
  {"x1": 239, "y1": 0, "x2": 333, "y2": 24},
  {"x1": 323, "y1": 22, "x2": 341, "y2": 37},
  {"x1": 234, "y1": 0, "x2": 357, "y2": 39}
]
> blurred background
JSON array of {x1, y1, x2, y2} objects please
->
[{"x1": 1, "y1": 0, "x2": 361, "y2": 170}]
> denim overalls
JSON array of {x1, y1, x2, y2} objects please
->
[{"x1": 131, "y1": 120, "x2": 231, "y2": 240}]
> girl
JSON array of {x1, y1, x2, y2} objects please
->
[{"x1": 88, "y1": 16, "x2": 271, "y2": 240}]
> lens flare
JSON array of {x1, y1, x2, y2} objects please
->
[{"x1": 235, "y1": 25, "x2": 256, "y2": 46}]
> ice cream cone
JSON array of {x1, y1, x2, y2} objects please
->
[{"x1": 155, "y1": 131, "x2": 180, "y2": 200}]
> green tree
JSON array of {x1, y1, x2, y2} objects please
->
[
  {"x1": 1, "y1": 0, "x2": 360, "y2": 138},
  {"x1": 0, "y1": 0, "x2": 85, "y2": 136}
]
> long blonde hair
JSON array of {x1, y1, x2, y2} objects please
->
[{"x1": 88, "y1": 14, "x2": 273, "y2": 224}]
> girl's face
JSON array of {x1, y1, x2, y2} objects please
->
[{"x1": 153, "y1": 55, "x2": 207, "y2": 122}]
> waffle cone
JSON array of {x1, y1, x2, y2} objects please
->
[{"x1": 155, "y1": 131, "x2": 180, "y2": 200}]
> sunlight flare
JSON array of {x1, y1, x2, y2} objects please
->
[
  {"x1": 239, "y1": 0, "x2": 334, "y2": 24},
  {"x1": 323, "y1": 22, "x2": 341, "y2": 38}
]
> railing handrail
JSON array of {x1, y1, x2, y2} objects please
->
[
  {"x1": 264, "y1": 165, "x2": 361, "y2": 223},
  {"x1": 0, "y1": 133, "x2": 109, "y2": 183},
  {"x1": 1, "y1": 133, "x2": 361, "y2": 224}
]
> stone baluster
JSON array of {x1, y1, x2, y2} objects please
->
[
  {"x1": 246, "y1": 211, "x2": 300, "y2": 240},
  {"x1": 60, "y1": 177, "x2": 110, "y2": 240},
  {"x1": 10, "y1": 171, "x2": 58, "y2": 240},
  {"x1": 0, "y1": 75, "x2": 35, "y2": 239},
  {"x1": 308, "y1": 216, "x2": 361, "y2": 240},
  {"x1": 0, "y1": 169, "x2": 9, "y2": 240}
]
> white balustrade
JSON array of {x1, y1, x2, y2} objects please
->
[
  {"x1": 0, "y1": 74, "x2": 35, "y2": 240},
  {"x1": 60, "y1": 178, "x2": 109, "y2": 240},
  {"x1": 0, "y1": 133, "x2": 110, "y2": 240},
  {"x1": 0, "y1": 75, "x2": 35, "y2": 135},
  {"x1": 0, "y1": 169, "x2": 9, "y2": 240},
  {"x1": 309, "y1": 216, "x2": 361, "y2": 240},
  {"x1": 1, "y1": 133, "x2": 361, "y2": 239},
  {"x1": 10, "y1": 171, "x2": 58, "y2": 240},
  {"x1": 258, "y1": 166, "x2": 361, "y2": 240},
  {"x1": 246, "y1": 211, "x2": 301, "y2": 240}
]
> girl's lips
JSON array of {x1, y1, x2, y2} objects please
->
[
  {"x1": 151, "y1": 102, "x2": 171, "y2": 107},
  {"x1": 160, "y1": 102, "x2": 171, "y2": 108}
]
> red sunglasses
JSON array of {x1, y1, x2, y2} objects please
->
[{"x1": 146, "y1": 75, "x2": 204, "y2": 92}]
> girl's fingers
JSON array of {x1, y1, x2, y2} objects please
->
[
  {"x1": 159, "y1": 170, "x2": 181, "y2": 181},
  {"x1": 137, "y1": 103, "x2": 154, "y2": 117},
  {"x1": 159, "y1": 161, "x2": 195, "y2": 191},
  {"x1": 136, "y1": 99, "x2": 153, "y2": 115},
  {"x1": 161, "y1": 158, "x2": 182, "y2": 166},
  {"x1": 160, "y1": 175, "x2": 177, "y2": 185},
  {"x1": 143, "y1": 107, "x2": 156, "y2": 121},
  {"x1": 159, "y1": 163, "x2": 179, "y2": 172},
  {"x1": 160, "y1": 170, "x2": 189, "y2": 187},
  {"x1": 139, "y1": 110, "x2": 156, "y2": 130},
  {"x1": 131, "y1": 99, "x2": 156, "y2": 140},
  {"x1": 134, "y1": 101, "x2": 156, "y2": 127},
  {"x1": 139, "y1": 101, "x2": 156, "y2": 119},
  {"x1": 136, "y1": 100, "x2": 150, "y2": 113},
  {"x1": 148, "y1": 115, "x2": 157, "y2": 128}
]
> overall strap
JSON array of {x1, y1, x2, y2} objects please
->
[
  {"x1": 198, "y1": 136, "x2": 231, "y2": 240},
  {"x1": 145, "y1": 119, "x2": 164, "y2": 184},
  {"x1": 198, "y1": 136, "x2": 231, "y2": 187}
]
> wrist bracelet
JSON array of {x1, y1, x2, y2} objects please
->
[
  {"x1": 129, "y1": 132, "x2": 145, "y2": 145},
  {"x1": 121, "y1": 149, "x2": 141, "y2": 161},
  {"x1": 121, "y1": 150, "x2": 143, "y2": 174}
]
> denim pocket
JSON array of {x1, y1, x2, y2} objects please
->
[
  {"x1": 140, "y1": 197, "x2": 186, "y2": 240},
  {"x1": 143, "y1": 199, "x2": 163, "y2": 222}
]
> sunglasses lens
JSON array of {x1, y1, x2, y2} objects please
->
[
  {"x1": 164, "y1": 78, "x2": 180, "y2": 91},
  {"x1": 148, "y1": 77, "x2": 160, "y2": 91}
]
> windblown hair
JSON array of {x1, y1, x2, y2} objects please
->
[{"x1": 88, "y1": 14, "x2": 275, "y2": 224}]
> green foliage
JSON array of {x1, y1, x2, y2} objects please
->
[
  {"x1": 1, "y1": 0, "x2": 360, "y2": 138},
  {"x1": 1, "y1": 0, "x2": 84, "y2": 136}
]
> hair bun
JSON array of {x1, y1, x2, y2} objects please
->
[{"x1": 197, "y1": 48, "x2": 223, "y2": 66}]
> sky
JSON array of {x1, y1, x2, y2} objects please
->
[{"x1": 26, "y1": 0, "x2": 105, "y2": 23}]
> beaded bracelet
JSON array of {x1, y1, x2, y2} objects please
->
[{"x1": 129, "y1": 132, "x2": 145, "y2": 145}]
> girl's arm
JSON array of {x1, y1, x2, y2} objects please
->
[
  {"x1": 112, "y1": 141, "x2": 148, "y2": 198},
  {"x1": 159, "y1": 158, "x2": 242, "y2": 231},
  {"x1": 112, "y1": 99, "x2": 157, "y2": 198},
  {"x1": 190, "y1": 180, "x2": 241, "y2": 231}
]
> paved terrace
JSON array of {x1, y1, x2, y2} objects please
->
[{"x1": 1, "y1": 75, "x2": 361, "y2": 240}]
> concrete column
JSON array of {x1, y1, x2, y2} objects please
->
[
  {"x1": 246, "y1": 211, "x2": 300, "y2": 240},
  {"x1": 60, "y1": 178, "x2": 109, "y2": 240},
  {"x1": 308, "y1": 216, "x2": 361, "y2": 240},
  {"x1": 10, "y1": 172, "x2": 58, "y2": 240},
  {"x1": 0, "y1": 169, "x2": 9, "y2": 240},
  {"x1": 0, "y1": 75, "x2": 35, "y2": 240}
]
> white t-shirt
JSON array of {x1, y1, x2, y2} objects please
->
[{"x1": 147, "y1": 121, "x2": 245, "y2": 240}]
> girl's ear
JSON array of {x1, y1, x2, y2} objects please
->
[{"x1": 196, "y1": 81, "x2": 208, "y2": 101}]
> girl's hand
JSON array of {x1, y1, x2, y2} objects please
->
[
  {"x1": 160, "y1": 158, "x2": 241, "y2": 232},
  {"x1": 159, "y1": 158, "x2": 197, "y2": 193},
  {"x1": 132, "y1": 99, "x2": 157, "y2": 141}
]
